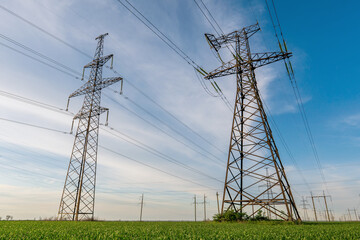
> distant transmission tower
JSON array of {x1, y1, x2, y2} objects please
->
[
  {"x1": 203, "y1": 23, "x2": 300, "y2": 221},
  {"x1": 58, "y1": 33, "x2": 123, "y2": 221}
]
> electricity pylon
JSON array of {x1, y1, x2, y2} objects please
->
[
  {"x1": 203, "y1": 23, "x2": 300, "y2": 221},
  {"x1": 58, "y1": 33, "x2": 123, "y2": 221}
]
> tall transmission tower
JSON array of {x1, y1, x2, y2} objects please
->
[
  {"x1": 203, "y1": 23, "x2": 300, "y2": 221},
  {"x1": 58, "y1": 33, "x2": 123, "y2": 221}
]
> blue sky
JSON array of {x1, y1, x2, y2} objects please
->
[{"x1": 0, "y1": 0, "x2": 359, "y2": 221}]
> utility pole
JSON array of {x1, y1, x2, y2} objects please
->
[
  {"x1": 309, "y1": 191, "x2": 331, "y2": 221},
  {"x1": 216, "y1": 192, "x2": 220, "y2": 215},
  {"x1": 203, "y1": 194, "x2": 207, "y2": 221},
  {"x1": 203, "y1": 23, "x2": 300, "y2": 221},
  {"x1": 193, "y1": 195, "x2": 197, "y2": 222},
  {"x1": 58, "y1": 33, "x2": 123, "y2": 221},
  {"x1": 310, "y1": 192, "x2": 317, "y2": 221},
  {"x1": 322, "y1": 191, "x2": 331, "y2": 222},
  {"x1": 140, "y1": 193, "x2": 144, "y2": 222}
]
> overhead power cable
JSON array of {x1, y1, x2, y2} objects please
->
[
  {"x1": 120, "y1": 93, "x2": 223, "y2": 162},
  {"x1": 115, "y1": 0, "x2": 200, "y2": 69},
  {"x1": 103, "y1": 93, "x2": 223, "y2": 166},
  {"x1": 0, "y1": 41, "x2": 80, "y2": 79},
  {"x1": 1, "y1": 5, "x2": 225, "y2": 159},
  {"x1": 0, "y1": 89, "x2": 223, "y2": 186},
  {"x1": 101, "y1": 125, "x2": 222, "y2": 183},
  {"x1": 1, "y1": 88, "x2": 223, "y2": 185},
  {"x1": 0, "y1": 4, "x2": 92, "y2": 59},
  {"x1": 0, "y1": 114, "x2": 218, "y2": 191},
  {"x1": 119, "y1": 79, "x2": 224, "y2": 154},
  {"x1": 0, "y1": 117, "x2": 70, "y2": 134},
  {"x1": 0, "y1": 33, "x2": 82, "y2": 76},
  {"x1": 99, "y1": 145, "x2": 217, "y2": 190},
  {"x1": 0, "y1": 90, "x2": 73, "y2": 116},
  {"x1": 193, "y1": 0, "x2": 237, "y2": 61},
  {"x1": 264, "y1": 0, "x2": 329, "y2": 193},
  {"x1": 260, "y1": 95, "x2": 312, "y2": 192},
  {"x1": 114, "y1": 0, "x2": 220, "y2": 97},
  {"x1": 0, "y1": 4, "x2": 226, "y2": 160},
  {"x1": 0, "y1": 33, "x2": 224, "y2": 169}
]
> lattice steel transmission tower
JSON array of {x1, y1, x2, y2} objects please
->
[
  {"x1": 58, "y1": 33, "x2": 123, "y2": 221},
  {"x1": 204, "y1": 23, "x2": 300, "y2": 221}
]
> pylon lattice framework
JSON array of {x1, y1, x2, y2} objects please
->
[
  {"x1": 204, "y1": 23, "x2": 301, "y2": 221},
  {"x1": 58, "y1": 33, "x2": 122, "y2": 221}
]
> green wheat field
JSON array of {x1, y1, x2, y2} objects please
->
[{"x1": 1, "y1": 221, "x2": 360, "y2": 239}]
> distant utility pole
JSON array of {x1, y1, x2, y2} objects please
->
[
  {"x1": 140, "y1": 193, "x2": 144, "y2": 222},
  {"x1": 216, "y1": 192, "x2": 220, "y2": 215},
  {"x1": 193, "y1": 195, "x2": 197, "y2": 222},
  {"x1": 309, "y1": 191, "x2": 331, "y2": 221},
  {"x1": 309, "y1": 192, "x2": 317, "y2": 221},
  {"x1": 203, "y1": 194, "x2": 207, "y2": 221}
]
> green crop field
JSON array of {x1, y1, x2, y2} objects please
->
[{"x1": 0, "y1": 221, "x2": 360, "y2": 239}]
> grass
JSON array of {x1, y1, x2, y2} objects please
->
[{"x1": 0, "y1": 221, "x2": 360, "y2": 239}]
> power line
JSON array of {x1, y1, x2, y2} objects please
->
[
  {"x1": 0, "y1": 4, "x2": 92, "y2": 59},
  {"x1": 99, "y1": 145, "x2": 218, "y2": 190},
  {"x1": 115, "y1": 0, "x2": 200, "y2": 69},
  {"x1": 0, "y1": 114, "x2": 218, "y2": 192},
  {"x1": 0, "y1": 33, "x2": 82, "y2": 76},
  {"x1": 0, "y1": 41, "x2": 80, "y2": 79},
  {"x1": 0, "y1": 4, "x2": 228, "y2": 164},
  {"x1": 0, "y1": 117, "x2": 70, "y2": 134},
  {"x1": 0, "y1": 27, "x2": 224, "y2": 168},
  {"x1": 103, "y1": 93, "x2": 223, "y2": 166},
  {"x1": 120, "y1": 79, "x2": 224, "y2": 154},
  {"x1": 101, "y1": 125, "x2": 222, "y2": 183},
  {"x1": 0, "y1": 90, "x2": 73, "y2": 116},
  {"x1": 193, "y1": 0, "x2": 221, "y2": 36},
  {"x1": 113, "y1": 0, "x2": 222, "y2": 98},
  {"x1": 1, "y1": 5, "x2": 226, "y2": 161},
  {"x1": 260, "y1": 94, "x2": 312, "y2": 192},
  {"x1": 120, "y1": 93, "x2": 224, "y2": 162},
  {"x1": 264, "y1": 0, "x2": 329, "y2": 193},
  {"x1": 0, "y1": 88, "x2": 223, "y2": 185},
  {"x1": 193, "y1": 0, "x2": 237, "y2": 62}
]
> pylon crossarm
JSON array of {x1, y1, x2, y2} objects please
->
[
  {"x1": 204, "y1": 59, "x2": 237, "y2": 80},
  {"x1": 84, "y1": 54, "x2": 113, "y2": 68},
  {"x1": 205, "y1": 52, "x2": 291, "y2": 80},
  {"x1": 69, "y1": 77, "x2": 122, "y2": 98},
  {"x1": 250, "y1": 52, "x2": 292, "y2": 69}
]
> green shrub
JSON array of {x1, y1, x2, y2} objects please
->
[{"x1": 213, "y1": 209, "x2": 248, "y2": 222}]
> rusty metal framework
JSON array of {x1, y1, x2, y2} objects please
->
[
  {"x1": 204, "y1": 23, "x2": 300, "y2": 221},
  {"x1": 58, "y1": 33, "x2": 122, "y2": 221}
]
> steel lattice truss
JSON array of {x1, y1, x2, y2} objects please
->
[
  {"x1": 204, "y1": 23, "x2": 301, "y2": 221},
  {"x1": 58, "y1": 33, "x2": 122, "y2": 221}
]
